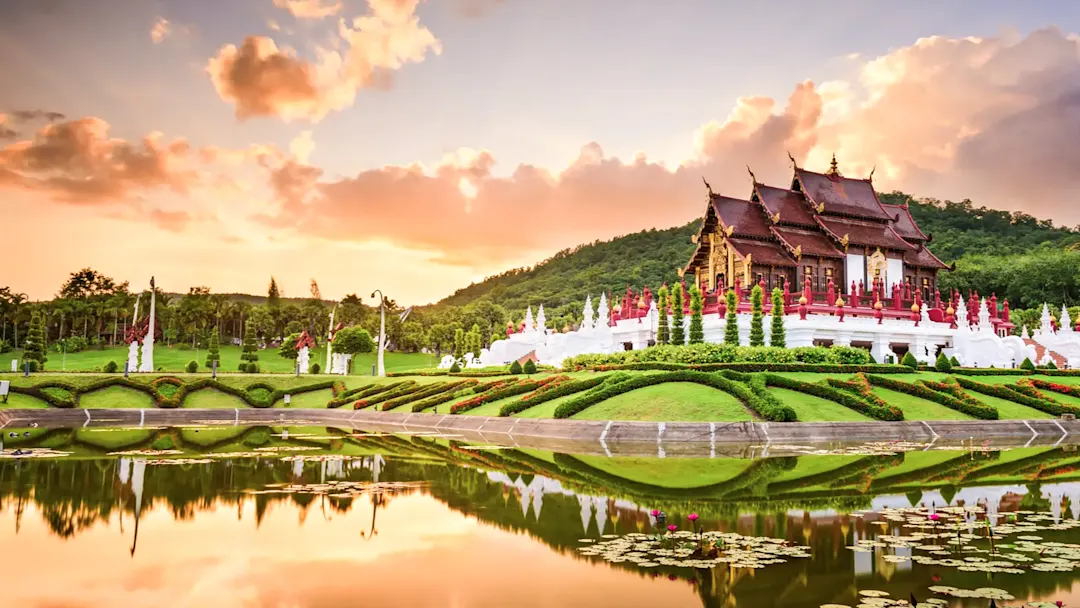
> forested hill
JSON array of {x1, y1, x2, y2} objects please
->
[{"x1": 438, "y1": 191, "x2": 1080, "y2": 319}]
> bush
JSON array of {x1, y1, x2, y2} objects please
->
[
  {"x1": 25, "y1": 360, "x2": 39, "y2": 373},
  {"x1": 901, "y1": 352, "x2": 918, "y2": 369},
  {"x1": 104, "y1": 360, "x2": 119, "y2": 373},
  {"x1": 955, "y1": 376, "x2": 1080, "y2": 417},
  {"x1": 934, "y1": 352, "x2": 952, "y2": 373},
  {"x1": 671, "y1": 284, "x2": 686, "y2": 345},
  {"x1": 241, "y1": 321, "x2": 259, "y2": 365},
  {"x1": 206, "y1": 329, "x2": 221, "y2": 369},
  {"x1": 1020, "y1": 357, "x2": 1036, "y2": 371},
  {"x1": 449, "y1": 361, "x2": 461, "y2": 373},
  {"x1": 238, "y1": 363, "x2": 248, "y2": 372},
  {"x1": 1046, "y1": 361, "x2": 1059, "y2": 370},
  {"x1": 689, "y1": 284, "x2": 704, "y2": 344},
  {"x1": 656, "y1": 286, "x2": 670, "y2": 345},
  {"x1": 509, "y1": 360, "x2": 523, "y2": 374},
  {"x1": 151, "y1": 435, "x2": 175, "y2": 451},
  {"x1": 564, "y1": 343, "x2": 874, "y2": 368},
  {"x1": 333, "y1": 326, "x2": 376, "y2": 355},
  {"x1": 22, "y1": 312, "x2": 47, "y2": 370},
  {"x1": 523, "y1": 359, "x2": 537, "y2": 374},
  {"x1": 724, "y1": 289, "x2": 739, "y2": 345},
  {"x1": 0, "y1": 339, "x2": 11, "y2": 354},
  {"x1": 950, "y1": 355, "x2": 960, "y2": 367},
  {"x1": 749, "y1": 285, "x2": 765, "y2": 347},
  {"x1": 867, "y1": 375, "x2": 998, "y2": 419},
  {"x1": 185, "y1": 360, "x2": 199, "y2": 373},
  {"x1": 246, "y1": 362, "x2": 259, "y2": 373},
  {"x1": 311, "y1": 362, "x2": 321, "y2": 374}
]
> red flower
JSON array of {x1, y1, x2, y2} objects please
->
[
  {"x1": 667, "y1": 524, "x2": 678, "y2": 532},
  {"x1": 650, "y1": 510, "x2": 660, "y2": 517},
  {"x1": 687, "y1": 513, "x2": 699, "y2": 522}
]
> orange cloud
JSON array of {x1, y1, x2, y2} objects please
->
[
  {"x1": 0, "y1": 117, "x2": 197, "y2": 205},
  {"x1": 455, "y1": 0, "x2": 505, "y2": 18},
  {"x1": 150, "y1": 17, "x2": 170, "y2": 43},
  {"x1": 273, "y1": 0, "x2": 342, "y2": 19},
  {"x1": 249, "y1": 27, "x2": 1080, "y2": 269},
  {"x1": 207, "y1": 0, "x2": 441, "y2": 121},
  {"x1": 0, "y1": 114, "x2": 14, "y2": 140}
]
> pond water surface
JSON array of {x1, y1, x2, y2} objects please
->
[{"x1": 2, "y1": 425, "x2": 1080, "y2": 607}]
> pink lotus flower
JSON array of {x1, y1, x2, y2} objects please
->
[
  {"x1": 929, "y1": 513, "x2": 940, "y2": 522},
  {"x1": 667, "y1": 524, "x2": 678, "y2": 532},
  {"x1": 687, "y1": 513, "x2": 699, "y2": 522},
  {"x1": 650, "y1": 509, "x2": 660, "y2": 517}
]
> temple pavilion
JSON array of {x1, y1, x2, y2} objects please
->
[{"x1": 683, "y1": 155, "x2": 949, "y2": 302}]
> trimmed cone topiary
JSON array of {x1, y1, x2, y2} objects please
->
[
  {"x1": 901, "y1": 351, "x2": 919, "y2": 369},
  {"x1": 749, "y1": 285, "x2": 765, "y2": 347},
  {"x1": 724, "y1": 289, "x2": 739, "y2": 345},
  {"x1": 185, "y1": 360, "x2": 198, "y2": 373},
  {"x1": 1019, "y1": 357, "x2": 1036, "y2": 371},
  {"x1": 524, "y1": 359, "x2": 537, "y2": 374},
  {"x1": 949, "y1": 355, "x2": 961, "y2": 367},
  {"x1": 509, "y1": 360, "x2": 523, "y2": 374},
  {"x1": 1046, "y1": 360, "x2": 1058, "y2": 370},
  {"x1": 104, "y1": 360, "x2": 119, "y2": 373},
  {"x1": 449, "y1": 361, "x2": 462, "y2": 373},
  {"x1": 935, "y1": 352, "x2": 952, "y2": 373},
  {"x1": 656, "y1": 286, "x2": 670, "y2": 345},
  {"x1": 769, "y1": 287, "x2": 786, "y2": 348},
  {"x1": 688, "y1": 285, "x2": 704, "y2": 344},
  {"x1": 671, "y1": 285, "x2": 685, "y2": 345}
]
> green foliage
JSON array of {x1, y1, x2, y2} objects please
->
[
  {"x1": 565, "y1": 343, "x2": 874, "y2": 367},
  {"x1": 769, "y1": 288, "x2": 785, "y2": 348},
  {"x1": 104, "y1": 360, "x2": 118, "y2": 373},
  {"x1": 449, "y1": 361, "x2": 461, "y2": 373},
  {"x1": 54, "y1": 336, "x2": 88, "y2": 353},
  {"x1": 499, "y1": 376, "x2": 606, "y2": 416},
  {"x1": 935, "y1": 352, "x2": 953, "y2": 372},
  {"x1": 749, "y1": 285, "x2": 765, "y2": 347},
  {"x1": 151, "y1": 436, "x2": 175, "y2": 451},
  {"x1": 464, "y1": 323, "x2": 482, "y2": 356},
  {"x1": 453, "y1": 327, "x2": 464, "y2": 358},
  {"x1": 332, "y1": 326, "x2": 376, "y2": 355},
  {"x1": 1046, "y1": 360, "x2": 1058, "y2": 370},
  {"x1": 279, "y1": 332, "x2": 300, "y2": 360},
  {"x1": 267, "y1": 276, "x2": 281, "y2": 309},
  {"x1": 206, "y1": 328, "x2": 221, "y2": 369},
  {"x1": 185, "y1": 360, "x2": 198, "y2": 373},
  {"x1": 950, "y1": 355, "x2": 961, "y2": 367},
  {"x1": 1020, "y1": 357, "x2": 1036, "y2": 371},
  {"x1": 22, "y1": 312, "x2": 48, "y2": 370},
  {"x1": 524, "y1": 359, "x2": 537, "y2": 374},
  {"x1": 724, "y1": 289, "x2": 739, "y2": 345},
  {"x1": 240, "y1": 320, "x2": 259, "y2": 364},
  {"x1": 310, "y1": 362, "x2": 321, "y2": 374},
  {"x1": 901, "y1": 351, "x2": 919, "y2": 369},
  {"x1": 956, "y1": 376, "x2": 1080, "y2": 417},
  {"x1": 656, "y1": 286, "x2": 670, "y2": 345},
  {"x1": 509, "y1": 360, "x2": 523, "y2": 374},
  {"x1": 245, "y1": 362, "x2": 259, "y2": 373},
  {"x1": 671, "y1": 284, "x2": 685, "y2": 345},
  {"x1": 688, "y1": 284, "x2": 704, "y2": 344}
]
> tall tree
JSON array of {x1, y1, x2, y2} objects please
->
[
  {"x1": 724, "y1": 289, "x2": 739, "y2": 345},
  {"x1": 205, "y1": 328, "x2": 221, "y2": 370},
  {"x1": 671, "y1": 283, "x2": 686, "y2": 345},
  {"x1": 656, "y1": 286, "x2": 670, "y2": 345},
  {"x1": 769, "y1": 287, "x2": 786, "y2": 348},
  {"x1": 749, "y1": 285, "x2": 765, "y2": 346},
  {"x1": 22, "y1": 312, "x2": 47, "y2": 370},
  {"x1": 688, "y1": 284, "x2": 704, "y2": 344},
  {"x1": 240, "y1": 320, "x2": 259, "y2": 369},
  {"x1": 267, "y1": 277, "x2": 281, "y2": 309}
]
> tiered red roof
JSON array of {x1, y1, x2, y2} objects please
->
[
  {"x1": 726, "y1": 238, "x2": 797, "y2": 267},
  {"x1": 710, "y1": 195, "x2": 772, "y2": 238},
  {"x1": 770, "y1": 226, "x2": 845, "y2": 259},
  {"x1": 815, "y1": 216, "x2": 913, "y2": 251},
  {"x1": 794, "y1": 168, "x2": 892, "y2": 221},
  {"x1": 881, "y1": 203, "x2": 929, "y2": 242},
  {"x1": 753, "y1": 184, "x2": 817, "y2": 227}
]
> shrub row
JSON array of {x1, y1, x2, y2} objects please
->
[
  {"x1": 565, "y1": 344, "x2": 874, "y2": 368},
  {"x1": 450, "y1": 377, "x2": 559, "y2": 414},
  {"x1": 766, "y1": 453, "x2": 905, "y2": 494},
  {"x1": 1029, "y1": 378, "x2": 1080, "y2": 399},
  {"x1": 952, "y1": 368, "x2": 1033, "y2": 376},
  {"x1": 551, "y1": 370, "x2": 796, "y2": 421},
  {"x1": 380, "y1": 381, "x2": 468, "y2": 411},
  {"x1": 773, "y1": 373, "x2": 904, "y2": 421},
  {"x1": 353, "y1": 381, "x2": 419, "y2": 409},
  {"x1": 585, "y1": 362, "x2": 914, "y2": 374},
  {"x1": 327, "y1": 383, "x2": 402, "y2": 409},
  {"x1": 410, "y1": 380, "x2": 480, "y2": 412},
  {"x1": 497, "y1": 376, "x2": 609, "y2": 417},
  {"x1": 954, "y1": 376, "x2": 1080, "y2": 417},
  {"x1": 865, "y1": 374, "x2": 999, "y2": 420}
]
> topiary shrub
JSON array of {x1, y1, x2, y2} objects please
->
[
  {"x1": 656, "y1": 286, "x2": 670, "y2": 345},
  {"x1": 104, "y1": 360, "x2": 119, "y2": 373},
  {"x1": 1046, "y1": 360, "x2": 1058, "y2": 370},
  {"x1": 25, "y1": 360, "x2": 39, "y2": 373},
  {"x1": 688, "y1": 284, "x2": 704, "y2": 344},
  {"x1": 311, "y1": 362, "x2": 321, "y2": 374},
  {"x1": 449, "y1": 361, "x2": 461, "y2": 373},
  {"x1": 246, "y1": 362, "x2": 259, "y2": 373},
  {"x1": 749, "y1": 285, "x2": 765, "y2": 346},
  {"x1": 206, "y1": 328, "x2": 221, "y2": 369},
  {"x1": 238, "y1": 363, "x2": 247, "y2": 371},
  {"x1": 934, "y1": 352, "x2": 953, "y2": 373},
  {"x1": 1020, "y1": 357, "x2": 1036, "y2": 371},
  {"x1": 151, "y1": 435, "x2": 175, "y2": 451},
  {"x1": 509, "y1": 360, "x2": 523, "y2": 374},
  {"x1": 724, "y1": 289, "x2": 739, "y2": 345},
  {"x1": 524, "y1": 359, "x2": 537, "y2": 374},
  {"x1": 671, "y1": 284, "x2": 686, "y2": 345},
  {"x1": 949, "y1": 355, "x2": 961, "y2": 367},
  {"x1": 769, "y1": 287, "x2": 785, "y2": 348},
  {"x1": 901, "y1": 351, "x2": 919, "y2": 369},
  {"x1": 185, "y1": 360, "x2": 198, "y2": 373}
]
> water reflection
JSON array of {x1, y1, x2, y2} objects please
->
[{"x1": 1, "y1": 425, "x2": 1080, "y2": 607}]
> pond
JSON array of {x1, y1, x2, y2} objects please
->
[{"x1": 1, "y1": 424, "x2": 1079, "y2": 607}]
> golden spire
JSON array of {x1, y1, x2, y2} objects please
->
[{"x1": 826, "y1": 153, "x2": 840, "y2": 177}]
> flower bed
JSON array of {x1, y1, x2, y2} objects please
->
[
  {"x1": 352, "y1": 381, "x2": 419, "y2": 409},
  {"x1": 551, "y1": 370, "x2": 797, "y2": 421},
  {"x1": 771, "y1": 373, "x2": 904, "y2": 421},
  {"x1": 409, "y1": 380, "x2": 481, "y2": 412},
  {"x1": 380, "y1": 381, "x2": 468, "y2": 411},
  {"x1": 327, "y1": 382, "x2": 399, "y2": 408},
  {"x1": 498, "y1": 375, "x2": 597, "y2": 416},
  {"x1": 865, "y1": 375, "x2": 998, "y2": 419},
  {"x1": 954, "y1": 376, "x2": 1080, "y2": 417},
  {"x1": 951, "y1": 368, "x2": 1033, "y2": 376},
  {"x1": 585, "y1": 362, "x2": 914, "y2": 374},
  {"x1": 1030, "y1": 378, "x2": 1080, "y2": 398},
  {"x1": 450, "y1": 378, "x2": 559, "y2": 414}
]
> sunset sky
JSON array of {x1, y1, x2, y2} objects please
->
[{"x1": 3, "y1": 0, "x2": 1080, "y2": 304}]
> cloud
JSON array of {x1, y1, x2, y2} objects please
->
[
  {"x1": 250, "y1": 27, "x2": 1080, "y2": 267},
  {"x1": 454, "y1": 0, "x2": 505, "y2": 18},
  {"x1": 8, "y1": 110, "x2": 66, "y2": 123},
  {"x1": 149, "y1": 209, "x2": 192, "y2": 232},
  {"x1": 273, "y1": 0, "x2": 342, "y2": 20},
  {"x1": 150, "y1": 17, "x2": 170, "y2": 43},
  {"x1": 0, "y1": 115, "x2": 14, "y2": 140},
  {"x1": 207, "y1": 0, "x2": 441, "y2": 121},
  {"x1": 0, "y1": 117, "x2": 197, "y2": 205}
]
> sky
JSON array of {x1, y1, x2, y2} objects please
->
[{"x1": 3, "y1": 0, "x2": 1080, "y2": 304}]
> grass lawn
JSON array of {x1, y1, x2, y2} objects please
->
[
  {"x1": 74, "y1": 428, "x2": 156, "y2": 449},
  {"x1": 570, "y1": 454, "x2": 752, "y2": 488},
  {"x1": 2, "y1": 345, "x2": 437, "y2": 375},
  {"x1": 768, "y1": 454, "x2": 866, "y2": 483},
  {"x1": 871, "y1": 451, "x2": 960, "y2": 484},
  {"x1": 183, "y1": 388, "x2": 248, "y2": 408},
  {"x1": 79, "y1": 386, "x2": 156, "y2": 409},
  {"x1": 872, "y1": 387, "x2": 973, "y2": 421},
  {"x1": 974, "y1": 392, "x2": 1054, "y2": 419},
  {"x1": 512, "y1": 393, "x2": 580, "y2": 419},
  {"x1": 572, "y1": 383, "x2": 754, "y2": 422},
  {"x1": 769, "y1": 388, "x2": 872, "y2": 422}
]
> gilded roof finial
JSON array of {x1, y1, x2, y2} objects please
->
[
  {"x1": 826, "y1": 153, "x2": 840, "y2": 177},
  {"x1": 787, "y1": 150, "x2": 798, "y2": 169},
  {"x1": 746, "y1": 165, "x2": 757, "y2": 184},
  {"x1": 702, "y1": 176, "x2": 713, "y2": 197},
  {"x1": 868, "y1": 164, "x2": 876, "y2": 182}
]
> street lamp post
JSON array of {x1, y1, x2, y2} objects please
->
[{"x1": 371, "y1": 289, "x2": 386, "y2": 377}]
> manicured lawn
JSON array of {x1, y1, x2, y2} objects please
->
[
  {"x1": 769, "y1": 388, "x2": 872, "y2": 422},
  {"x1": 512, "y1": 393, "x2": 579, "y2": 419},
  {"x1": 183, "y1": 388, "x2": 247, "y2": 408},
  {"x1": 0, "y1": 393, "x2": 49, "y2": 408},
  {"x1": 974, "y1": 392, "x2": 1053, "y2": 419},
  {"x1": 279, "y1": 388, "x2": 334, "y2": 409},
  {"x1": 872, "y1": 387, "x2": 973, "y2": 421},
  {"x1": 2, "y1": 345, "x2": 438, "y2": 375},
  {"x1": 768, "y1": 454, "x2": 866, "y2": 483},
  {"x1": 79, "y1": 386, "x2": 156, "y2": 409},
  {"x1": 571, "y1": 454, "x2": 752, "y2": 488},
  {"x1": 74, "y1": 428, "x2": 155, "y2": 449},
  {"x1": 572, "y1": 383, "x2": 754, "y2": 422},
  {"x1": 872, "y1": 451, "x2": 960, "y2": 484}
]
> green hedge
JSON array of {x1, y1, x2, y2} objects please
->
[
  {"x1": 771, "y1": 373, "x2": 904, "y2": 421},
  {"x1": 499, "y1": 376, "x2": 605, "y2": 417},
  {"x1": 450, "y1": 378, "x2": 557, "y2": 414},
  {"x1": 952, "y1": 368, "x2": 1033, "y2": 376},
  {"x1": 865, "y1": 375, "x2": 998, "y2": 419},
  {"x1": 565, "y1": 344, "x2": 874, "y2": 368},
  {"x1": 585, "y1": 362, "x2": 914, "y2": 374},
  {"x1": 766, "y1": 453, "x2": 905, "y2": 494},
  {"x1": 379, "y1": 381, "x2": 467, "y2": 411},
  {"x1": 353, "y1": 381, "x2": 419, "y2": 409},
  {"x1": 551, "y1": 370, "x2": 797, "y2": 421},
  {"x1": 410, "y1": 380, "x2": 480, "y2": 412},
  {"x1": 954, "y1": 376, "x2": 1080, "y2": 417},
  {"x1": 327, "y1": 382, "x2": 402, "y2": 409}
]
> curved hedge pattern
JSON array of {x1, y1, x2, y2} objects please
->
[
  {"x1": 450, "y1": 377, "x2": 559, "y2": 414},
  {"x1": 327, "y1": 383, "x2": 401, "y2": 408},
  {"x1": 586, "y1": 362, "x2": 914, "y2": 374},
  {"x1": 551, "y1": 370, "x2": 797, "y2": 421},
  {"x1": 410, "y1": 380, "x2": 480, "y2": 412},
  {"x1": 771, "y1": 373, "x2": 904, "y2": 421},
  {"x1": 353, "y1": 381, "x2": 419, "y2": 409},
  {"x1": 865, "y1": 374, "x2": 998, "y2": 420},
  {"x1": 498, "y1": 376, "x2": 604, "y2": 417},
  {"x1": 380, "y1": 381, "x2": 469, "y2": 411},
  {"x1": 955, "y1": 376, "x2": 1080, "y2": 417}
]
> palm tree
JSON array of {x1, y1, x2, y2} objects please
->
[{"x1": 234, "y1": 301, "x2": 253, "y2": 344}]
